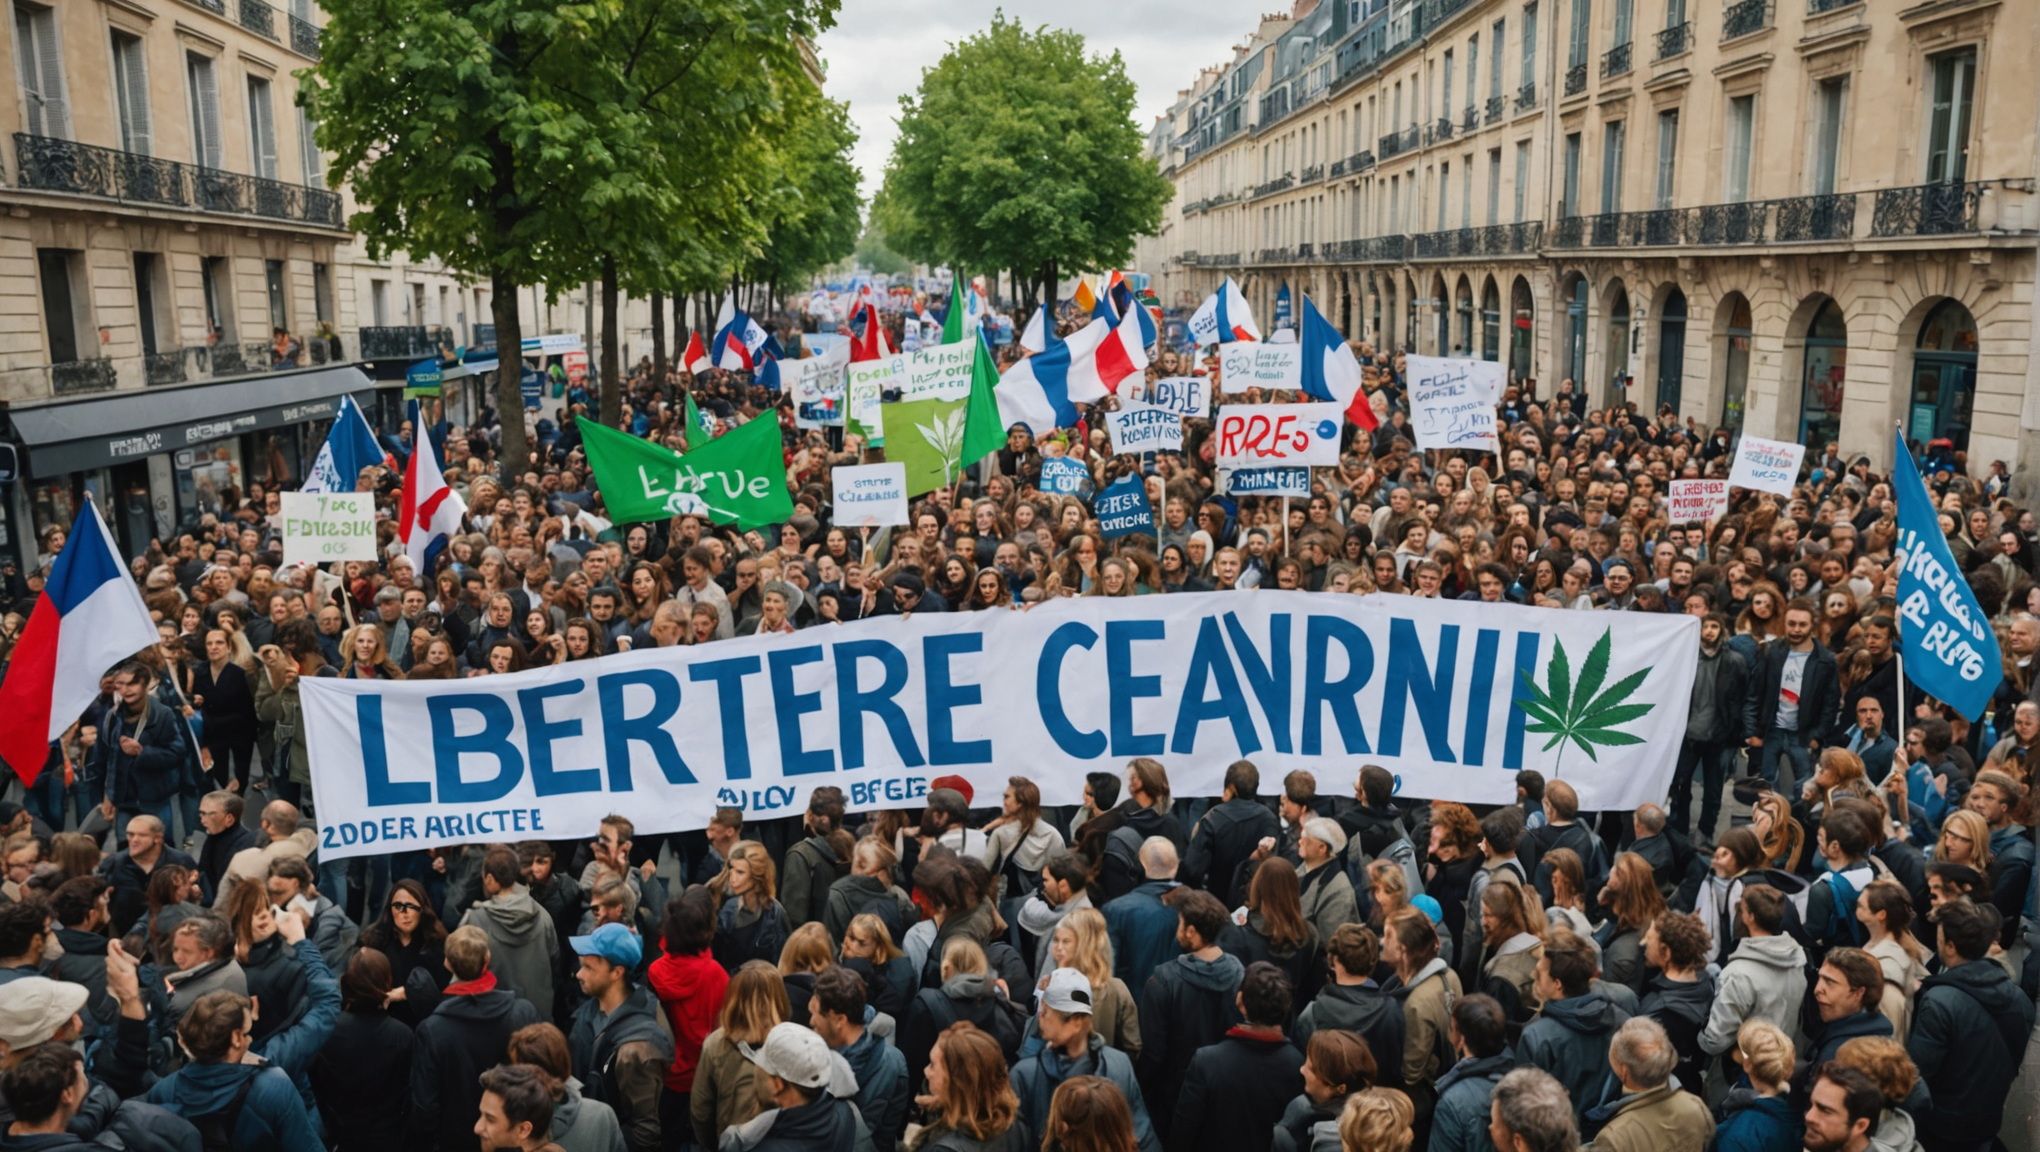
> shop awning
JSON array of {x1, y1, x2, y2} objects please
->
[{"x1": 8, "y1": 363, "x2": 377, "y2": 478}]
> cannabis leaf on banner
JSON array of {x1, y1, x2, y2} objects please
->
[
  {"x1": 917, "y1": 407, "x2": 968, "y2": 485},
  {"x1": 1515, "y1": 628, "x2": 1655, "y2": 774}
]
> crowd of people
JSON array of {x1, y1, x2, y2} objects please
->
[{"x1": 1, "y1": 293, "x2": 2038, "y2": 1152}]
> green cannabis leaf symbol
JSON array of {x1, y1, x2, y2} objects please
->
[{"x1": 1516, "y1": 628, "x2": 1655, "y2": 774}]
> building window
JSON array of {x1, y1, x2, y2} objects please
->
[
  {"x1": 265, "y1": 259, "x2": 287, "y2": 333},
  {"x1": 133, "y1": 252, "x2": 167, "y2": 356},
  {"x1": 1488, "y1": 148, "x2": 1502, "y2": 224},
  {"x1": 110, "y1": 32, "x2": 151, "y2": 155},
  {"x1": 1491, "y1": 20, "x2": 1506, "y2": 99},
  {"x1": 37, "y1": 248, "x2": 87, "y2": 364},
  {"x1": 371, "y1": 279, "x2": 390, "y2": 327},
  {"x1": 1601, "y1": 119, "x2": 1625, "y2": 213},
  {"x1": 1612, "y1": 0, "x2": 1632, "y2": 46},
  {"x1": 247, "y1": 76, "x2": 278, "y2": 179},
  {"x1": 1925, "y1": 49, "x2": 1975, "y2": 183},
  {"x1": 13, "y1": 3, "x2": 70, "y2": 139},
  {"x1": 1725, "y1": 94, "x2": 1754, "y2": 202},
  {"x1": 298, "y1": 106, "x2": 324, "y2": 189},
  {"x1": 1654, "y1": 110, "x2": 1678, "y2": 208},
  {"x1": 201, "y1": 256, "x2": 233, "y2": 343},
  {"x1": 313, "y1": 262, "x2": 333, "y2": 323},
  {"x1": 1811, "y1": 78, "x2": 1845, "y2": 196},
  {"x1": 1462, "y1": 160, "x2": 1473, "y2": 227},
  {"x1": 1514, "y1": 141, "x2": 1531, "y2": 222},
  {"x1": 1438, "y1": 163, "x2": 1450, "y2": 231},
  {"x1": 1467, "y1": 36, "x2": 1478, "y2": 111},
  {"x1": 1442, "y1": 50, "x2": 1455, "y2": 117},
  {"x1": 1562, "y1": 132, "x2": 1582, "y2": 216},
  {"x1": 1567, "y1": 0, "x2": 1590, "y2": 69},
  {"x1": 1523, "y1": 3, "x2": 1538, "y2": 81},
  {"x1": 187, "y1": 54, "x2": 223, "y2": 168}
]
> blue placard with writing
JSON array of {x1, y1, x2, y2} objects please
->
[
  {"x1": 1041, "y1": 457, "x2": 1089, "y2": 496},
  {"x1": 521, "y1": 368, "x2": 544, "y2": 409},
  {"x1": 1096, "y1": 475, "x2": 1155, "y2": 539},
  {"x1": 1892, "y1": 428, "x2": 2002, "y2": 720}
]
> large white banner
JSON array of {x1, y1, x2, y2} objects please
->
[
  {"x1": 300, "y1": 594, "x2": 1697, "y2": 859},
  {"x1": 1218, "y1": 343, "x2": 1303, "y2": 393}
]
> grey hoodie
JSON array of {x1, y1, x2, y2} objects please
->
[
  {"x1": 461, "y1": 883, "x2": 561, "y2": 1019},
  {"x1": 551, "y1": 1081, "x2": 627, "y2": 1152},
  {"x1": 1698, "y1": 933, "x2": 1806, "y2": 1055},
  {"x1": 1866, "y1": 1106, "x2": 1923, "y2": 1152}
]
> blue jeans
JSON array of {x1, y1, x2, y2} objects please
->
[
  {"x1": 1759, "y1": 727, "x2": 1812, "y2": 790},
  {"x1": 1670, "y1": 739, "x2": 1732, "y2": 840}
]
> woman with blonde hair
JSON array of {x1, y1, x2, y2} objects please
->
[
  {"x1": 1038, "y1": 1076, "x2": 1138, "y2": 1152},
  {"x1": 1934, "y1": 809, "x2": 1994, "y2": 873},
  {"x1": 1042, "y1": 909, "x2": 1140, "y2": 1059},
  {"x1": 1594, "y1": 854, "x2": 1667, "y2": 994},
  {"x1": 1336, "y1": 1087, "x2": 1414, "y2": 1152},
  {"x1": 1856, "y1": 879, "x2": 1930, "y2": 1038},
  {"x1": 338, "y1": 623, "x2": 404, "y2": 680},
  {"x1": 1364, "y1": 859, "x2": 1410, "y2": 930},
  {"x1": 777, "y1": 922, "x2": 834, "y2": 1026},
  {"x1": 902, "y1": 938, "x2": 1022, "y2": 1077},
  {"x1": 824, "y1": 838, "x2": 917, "y2": 946},
  {"x1": 712, "y1": 842, "x2": 789, "y2": 973},
  {"x1": 841, "y1": 911, "x2": 916, "y2": 1021},
  {"x1": 690, "y1": 960, "x2": 789, "y2": 1149},
  {"x1": 1713, "y1": 1020, "x2": 1796, "y2": 1151}
]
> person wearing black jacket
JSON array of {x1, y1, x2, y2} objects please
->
[
  {"x1": 1906, "y1": 901, "x2": 2035, "y2": 1152},
  {"x1": 92, "y1": 663, "x2": 186, "y2": 832},
  {"x1": 1337, "y1": 767, "x2": 1406, "y2": 863},
  {"x1": 309, "y1": 948, "x2": 416, "y2": 1152},
  {"x1": 1182, "y1": 761, "x2": 1279, "y2": 908},
  {"x1": 1168, "y1": 962, "x2": 1304, "y2": 1152},
  {"x1": 410, "y1": 925, "x2": 543, "y2": 1152},
  {"x1": 1669, "y1": 615, "x2": 1748, "y2": 843},
  {"x1": 1290, "y1": 924, "x2": 1405, "y2": 1089},
  {"x1": 192, "y1": 630, "x2": 257, "y2": 795},
  {"x1": 361, "y1": 879, "x2": 451, "y2": 1029},
  {"x1": 1137, "y1": 890, "x2": 1245, "y2": 1141},
  {"x1": 1743, "y1": 602, "x2": 1840, "y2": 793},
  {"x1": 194, "y1": 792, "x2": 258, "y2": 900}
]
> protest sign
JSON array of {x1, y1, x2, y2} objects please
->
[
  {"x1": 520, "y1": 368, "x2": 544, "y2": 409},
  {"x1": 1726, "y1": 435, "x2": 1806, "y2": 496},
  {"x1": 280, "y1": 492, "x2": 375, "y2": 565},
  {"x1": 846, "y1": 355, "x2": 902, "y2": 441},
  {"x1": 1666, "y1": 479, "x2": 1729, "y2": 524},
  {"x1": 1040, "y1": 457, "x2": 1089, "y2": 495},
  {"x1": 1406, "y1": 355, "x2": 1503, "y2": 452},
  {"x1": 831, "y1": 463, "x2": 909, "y2": 528},
  {"x1": 1221, "y1": 467, "x2": 1311, "y2": 497},
  {"x1": 1107, "y1": 402, "x2": 1185, "y2": 455},
  {"x1": 793, "y1": 343, "x2": 851, "y2": 428},
  {"x1": 1215, "y1": 402, "x2": 1344, "y2": 468},
  {"x1": 404, "y1": 359, "x2": 442, "y2": 399},
  {"x1": 303, "y1": 593, "x2": 1698, "y2": 859},
  {"x1": 1218, "y1": 342, "x2": 1304, "y2": 393},
  {"x1": 1140, "y1": 375, "x2": 1210, "y2": 417},
  {"x1": 1095, "y1": 475, "x2": 1155, "y2": 539},
  {"x1": 563, "y1": 350, "x2": 590, "y2": 385},
  {"x1": 1893, "y1": 428, "x2": 2003, "y2": 720},
  {"x1": 899, "y1": 339, "x2": 978, "y2": 401}
]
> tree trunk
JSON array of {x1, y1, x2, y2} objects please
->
[
  {"x1": 651, "y1": 290, "x2": 666, "y2": 386},
  {"x1": 1040, "y1": 259, "x2": 1059, "y2": 340},
  {"x1": 490, "y1": 269, "x2": 527, "y2": 480},
  {"x1": 599, "y1": 255, "x2": 621, "y2": 427}
]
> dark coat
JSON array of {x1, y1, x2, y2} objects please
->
[
  {"x1": 241, "y1": 933, "x2": 311, "y2": 1045},
  {"x1": 1136, "y1": 952, "x2": 1245, "y2": 1140},
  {"x1": 568, "y1": 984, "x2": 675, "y2": 1152},
  {"x1": 1743, "y1": 639, "x2": 1842, "y2": 747},
  {"x1": 1907, "y1": 958, "x2": 2036, "y2": 1147},
  {"x1": 308, "y1": 1007, "x2": 415, "y2": 1152},
  {"x1": 1430, "y1": 1053, "x2": 1516, "y2": 1152},
  {"x1": 1167, "y1": 1028, "x2": 1303, "y2": 1152},
  {"x1": 1290, "y1": 981, "x2": 1406, "y2": 1091},
  {"x1": 98, "y1": 847, "x2": 199, "y2": 938},
  {"x1": 1639, "y1": 972, "x2": 1716, "y2": 1095},
  {"x1": 1217, "y1": 917, "x2": 1322, "y2": 1014},
  {"x1": 196, "y1": 824, "x2": 259, "y2": 901},
  {"x1": 1102, "y1": 881, "x2": 1182, "y2": 994},
  {"x1": 193, "y1": 660, "x2": 258, "y2": 747},
  {"x1": 1709, "y1": 1088, "x2": 1800, "y2": 1152},
  {"x1": 409, "y1": 988, "x2": 543, "y2": 1152},
  {"x1": 96, "y1": 696, "x2": 188, "y2": 806},
  {"x1": 1517, "y1": 991, "x2": 1631, "y2": 1119},
  {"x1": 146, "y1": 1063, "x2": 318, "y2": 1152},
  {"x1": 1183, "y1": 798, "x2": 1279, "y2": 907}
]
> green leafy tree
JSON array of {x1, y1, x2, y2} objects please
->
[
  {"x1": 743, "y1": 91, "x2": 863, "y2": 307},
  {"x1": 852, "y1": 224, "x2": 912, "y2": 279},
  {"x1": 875, "y1": 13, "x2": 1169, "y2": 313}
]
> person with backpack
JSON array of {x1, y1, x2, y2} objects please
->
[
  {"x1": 1698, "y1": 887, "x2": 1808, "y2": 1061},
  {"x1": 1455, "y1": 809, "x2": 1528, "y2": 995},
  {"x1": 1792, "y1": 810, "x2": 1877, "y2": 965},
  {"x1": 1291, "y1": 924, "x2": 1404, "y2": 1090},
  {"x1": 807, "y1": 966, "x2": 908, "y2": 1152},
  {"x1": 781, "y1": 789, "x2": 854, "y2": 930},
  {"x1": 902, "y1": 938, "x2": 1027, "y2": 1079},
  {"x1": 1516, "y1": 927, "x2": 1630, "y2": 1123},
  {"x1": 1378, "y1": 907, "x2": 1457, "y2": 1147},
  {"x1": 1117, "y1": 760, "x2": 1187, "y2": 861},
  {"x1": 567, "y1": 924, "x2": 673, "y2": 1152},
  {"x1": 1009, "y1": 968, "x2": 1160, "y2": 1152},
  {"x1": 147, "y1": 986, "x2": 323, "y2": 1152},
  {"x1": 1181, "y1": 761, "x2": 1279, "y2": 908},
  {"x1": 979, "y1": 777, "x2": 1065, "y2": 908},
  {"x1": 1101, "y1": 837, "x2": 1181, "y2": 994},
  {"x1": 1637, "y1": 912, "x2": 1715, "y2": 1097},
  {"x1": 1525, "y1": 782, "x2": 1606, "y2": 921},
  {"x1": 1428, "y1": 995, "x2": 1515, "y2": 1152},
  {"x1": 411, "y1": 925, "x2": 545, "y2": 1152},
  {"x1": 1336, "y1": 766, "x2": 1406, "y2": 863},
  {"x1": 1135, "y1": 889, "x2": 1244, "y2": 1142},
  {"x1": 823, "y1": 840, "x2": 917, "y2": 948},
  {"x1": 1294, "y1": 821, "x2": 1357, "y2": 948}
]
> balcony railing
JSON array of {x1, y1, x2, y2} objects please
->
[
  {"x1": 289, "y1": 14, "x2": 322, "y2": 58},
  {"x1": 187, "y1": 0, "x2": 225, "y2": 12},
  {"x1": 1300, "y1": 164, "x2": 1325, "y2": 184},
  {"x1": 1564, "y1": 63, "x2": 1588, "y2": 96},
  {"x1": 1773, "y1": 193, "x2": 1857, "y2": 241},
  {"x1": 1693, "y1": 200, "x2": 1769, "y2": 244},
  {"x1": 1589, "y1": 212, "x2": 1622, "y2": 246},
  {"x1": 1654, "y1": 21, "x2": 1693, "y2": 60},
  {"x1": 1429, "y1": 116, "x2": 1455, "y2": 143},
  {"x1": 1601, "y1": 41, "x2": 1632, "y2": 78},
  {"x1": 1348, "y1": 150, "x2": 1375, "y2": 173},
  {"x1": 238, "y1": 0, "x2": 275, "y2": 39},
  {"x1": 1378, "y1": 126, "x2": 1420, "y2": 159},
  {"x1": 1722, "y1": 0, "x2": 1770, "y2": 39},
  {"x1": 359, "y1": 326, "x2": 452, "y2": 359},
  {"x1": 1463, "y1": 106, "x2": 1480, "y2": 133},
  {"x1": 1516, "y1": 81, "x2": 1539, "y2": 110},
  {"x1": 1486, "y1": 94, "x2": 1505, "y2": 123},
  {"x1": 1808, "y1": 0, "x2": 1860, "y2": 10},
  {"x1": 1250, "y1": 174, "x2": 1294, "y2": 199},
  {"x1": 1321, "y1": 234, "x2": 1413, "y2": 263},
  {"x1": 1632, "y1": 208, "x2": 1688, "y2": 246},
  {"x1": 1871, "y1": 181, "x2": 1985, "y2": 237},
  {"x1": 1551, "y1": 216, "x2": 1585, "y2": 248},
  {"x1": 12, "y1": 134, "x2": 343, "y2": 228},
  {"x1": 143, "y1": 349, "x2": 187, "y2": 386},
  {"x1": 1329, "y1": 159, "x2": 1347, "y2": 179},
  {"x1": 1254, "y1": 247, "x2": 1297, "y2": 265},
  {"x1": 52, "y1": 358, "x2": 118, "y2": 396}
]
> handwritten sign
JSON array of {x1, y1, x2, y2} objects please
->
[
  {"x1": 846, "y1": 355, "x2": 901, "y2": 439},
  {"x1": 1107, "y1": 402, "x2": 1185, "y2": 455},
  {"x1": 1406, "y1": 354, "x2": 1504, "y2": 452},
  {"x1": 1041, "y1": 457, "x2": 1089, "y2": 496},
  {"x1": 1667, "y1": 479, "x2": 1730, "y2": 525},
  {"x1": 1140, "y1": 375, "x2": 1210, "y2": 417},
  {"x1": 830, "y1": 462, "x2": 909, "y2": 527},
  {"x1": 1218, "y1": 342, "x2": 1303, "y2": 393},
  {"x1": 1220, "y1": 467, "x2": 1311, "y2": 497},
  {"x1": 1096, "y1": 475, "x2": 1155, "y2": 539},
  {"x1": 281, "y1": 492, "x2": 376, "y2": 565},
  {"x1": 1727, "y1": 435, "x2": 1806, "y2": 497},
  {"x1": 1214, "y1": 402, "x2": 1344, "y2": 468},
  {"x1": 794, "y1": 343, "x2": 851, "y2": 429}
]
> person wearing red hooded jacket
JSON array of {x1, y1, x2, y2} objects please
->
[{"x1": 646, "y1": 886, "x2": 728, "y2": 1150}]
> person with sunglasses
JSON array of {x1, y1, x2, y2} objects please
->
[{"x1": 360, "y1": 878, "x2": 450, "y2": 1027}]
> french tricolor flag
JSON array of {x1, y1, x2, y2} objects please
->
[
  {"x1": 1299, "y1": 294, "x2": 1377, "y2": 430},
  {"x1": 398, "y1": 398, "x2": 467, "y2": 576},
  {"x1": 683, "y1": 330, "x2": 711, "y2": 374},
  {"x1": 0, "y1": 499, "x2": 158, "y2": 784},
  {"x1": 996, "y1": 317, "x2": 1110, "y2": 432},
  {"x1": 1188, "y1": 276, "x2": 1261, "y2": 347},
  {"x1": 1092, "y1": 307, "x2": 1150, "y2": 394}
]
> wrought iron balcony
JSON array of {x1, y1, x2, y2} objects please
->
[
  {"x1": 1654, "y1": 21, "x2": 1692, "y2": 60},
  {"x1": 1486, "y1": 94, "x2": 1505, "y2": 123},
  {"x1": 1297, "y1": 242, "x2": 1315, "y2": 261},
  {"x1": 1463, "y1": 106, "x2": 1480, "y2": 133},
  {"x1": 359, "y1": 326, "x2": 452, "y2": 360},
  {"x1": 11, "y1": 135, "x2": 344, "y2": 228},
  {"x1": 1250, "y1": 174, "x2": 1294, "y2": 199},
  {"x1": 206, "y1": 342, "x2": 245, "y2": 377},
  {"x1": 1427, "y1": 117, "x2": 1455, "y2": 144},
  {"x1": 1322, "y1": 234, "x2": 1413, "y2": 263},
  {"x1": 1300, "y1": 164, "x2": 1325, "y2": 184},
  {"x1": 1773, "y1": 193, "x2": 1857, "y2": 241},
  {"x1": 1254, "y1": 247, "x2": 1297, "y2": 265},
  {"x1": 1329, "y1": 159, "x2": 1347, "y2": 178},
  {"x1": 1693, "y1": 200, "x2": 1768, "y2": 244},
  {"x1": 1632, "y1": 208, "x2": 1687, "y2": 246},
  {"x1": 1871, "y1": 181, "x2": 1984, "y2": 237},
  {"x1": 289, "y1": 14, "x2": 321, "y2": 58},
  {"x1": 1589, "y1": 212, "x2": 1622, "y2": 246},
  {"x1": 1722, "y1": 0, "x2": 1769, "y2": 39},
  {"x1": 1601, "y1": 42, "x2": 1632, "y2": 78},
  {"x1": 187, "y1": 0, "x2": 225, "y2": 12},
  {"x1": 1516, "y1": 81, "x2": 1538, "y2": 110},
  {"x1": 144, "y1": 349, "x2": 187, "y2": 386},
  {"x1": 1378, "y1": 126, "x2": 1420, "y2": 159},
  {"x1": 52, "y1": 358, "x2": 117, "y2": 396},
  {"x1": 1551, "y1": 216, "x2": 1585, "y2": 248},
  {"x1": 1565, "y1": 64, "x2": 1588, "y2": 96},
  {"x1": 239, "y1": 0, "x2": 275, "y2": 39},
  {"x1": 1808, "y1": 0, "x2": 1860, "y2": 10},
  {"x1": 1349, "y1": 150, "x2": 1375, "y2": 172}
]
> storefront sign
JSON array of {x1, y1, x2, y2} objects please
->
[{"x1": 280, "y1": 491, "x2": 377, "y2": 565}]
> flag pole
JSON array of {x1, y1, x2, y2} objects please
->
[{"x1": 1893, "y1": 420, "x2": 1909, "y2": 739}]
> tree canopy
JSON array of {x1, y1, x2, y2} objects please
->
[{"x1": 875, "y1": 14, "x2": 1170, "y2": 302}]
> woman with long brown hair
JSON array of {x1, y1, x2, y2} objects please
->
[
  {"x1": 910, "y1": 1023, "x2": 1026, "y2": 1152},
  {"x1": 1038, "y1": 1076, "x2": 1138, "y2": 1152},
  {"x1": 982, "y1": 776, "x2": 1063, "y2": 904},
  {"x1": 1478, "y1": 882, "x2": 1546, "y2": 1018},
  {"x1": 1218, "y1": 858, "x2": 1322, "y2": 1010},
  {"x1": 360, "y1": 877, "x2": 449, "y2": 1027},
  {"x1": 1857, "y1": 879, "x2": 1930, "y2": 1038},
  {"x1": 1272, "y1": 1029, "x2": 1376, "y2": 1152},
  {"x1": 144, "y1": 865, "x2": 205, "y2": 965},
  {"x1": 690, "y1": 959, "x2": 790, "y2": 1149},
  {"x1": 1594, "y1": 853, "x2": 1666, "y2": 994}
]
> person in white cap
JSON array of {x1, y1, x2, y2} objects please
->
[
  {"x1": 1007, "y1": 968, "x2": 1159, "y2": 1152},
  {"x1": 0, "y1": 962, "x2": 183, "y2": 1146},
  {"x1": 720, "y1": 1022, "x2": 870, "y2": 1152}
]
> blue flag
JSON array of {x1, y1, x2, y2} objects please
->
[
  {"x1": 303, "y1": 395, "x2": 386, "y2": 493},
  {"x1": 1892, "y1": 427, "x2": 2002, "y2": 720},
  {"x1": 1096, "y1": 474, "x2": 1154, "y2": 539}
]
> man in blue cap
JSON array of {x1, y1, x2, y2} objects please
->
[{"x1": 567, "y1": 923, "x2": 673, "y2": 1152}]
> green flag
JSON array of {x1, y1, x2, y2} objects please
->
[
  {"x1": 577, "y1": 415, "x2": 791, "y2": 530},
  {"x1": 684, "y1": 391, "x2": 715, "y2": 445},
  {"x1": 960, "y1": 333, "x2": 1003, "y2": 467},
  {"x1": 883, "y1": 336, "x2": 1005, "y2": 496}
]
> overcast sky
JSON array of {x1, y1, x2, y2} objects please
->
[{"x1": 816, "y1": 1, "x2": 1253, "y2": 203}]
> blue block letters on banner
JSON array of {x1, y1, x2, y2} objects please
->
[
  {"x1": 301, "y1": 593, "x2": 1699, "y2": 859},
  {"x1": 1892, "y1": 428, "x2": 2003, "y2": 720}
]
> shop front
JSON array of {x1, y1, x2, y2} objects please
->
[{"x1": 3, "y1": 362, "x2": 380, "y2": 569}]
